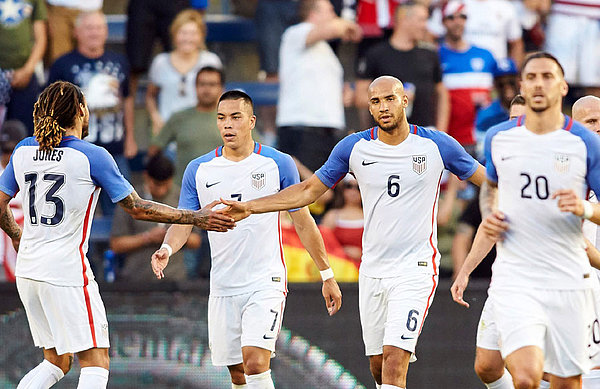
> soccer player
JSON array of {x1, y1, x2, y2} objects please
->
[
  {"x1": 479, "y1": 52, "x2": 600, "y2": 389},
  {"x1": 572, "y1": 95, "x2": 600, "y2": 134},
  {"x1": 0, "y1": 81, "x2": 235, "y2": 389},
  {"x1": 221, "y1": 76, "x2": 486, "y2": 389},
  {"x1": 150, "y1": 90, "x2": 343, "y2": 389}
]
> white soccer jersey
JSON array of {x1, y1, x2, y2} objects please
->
[
  {"x1": 485, "y1": 115, "x2": 600, "y2": 290},
  {"x1": 0, "y1": 136, "x2": 133, "y2": 287},
  {"x1": 316, "y1": 126, "x2": 479, "y2": 278},
  {"x1": 178, "y1": 143, "x2": 300, "y2": 297}
]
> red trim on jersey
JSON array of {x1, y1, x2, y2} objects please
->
[
  {"x1": 257, "y1": 143, "x2": 262, "y2": 154},
  {"x1": 516, "y1": 115, "x2": 524, "y2": 126},
  {"x1": 418, "y1": 173, "x2": 442, "y2": 334},
  {"x1": 215, "y1": 148, "x2": 219, "y2": 157},
  {"x1": 564, "y1": 116, "x2": 573, "y2": 131},
  {"x1": 79, "y1": 194, "x2": 97, "y2": 348},
  {"x1": 370, "y1": 127, "x2": 375, "y2": 139},
  {"x1": 331, "y1": 175, "x2": 345, "y2": 189},
  {"x1": 411, "y1": 125, "x2": 418, "y2": 134},
  {"x1": 277, "y1": 215, "x2": 288, "y2": 293}
]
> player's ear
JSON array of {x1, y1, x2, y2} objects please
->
[
  {"x1": 249, "y1": 114, "x2": 256, "y2": 130},
  {"x1": 402, "y1": 93, "x2": 409, "y2": 108},
  {"x1": 560, "y1": 79, "x2": 568, "y2": 97}
]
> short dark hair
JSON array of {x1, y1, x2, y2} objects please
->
[
  {"x1": 218, "y1": 90, "x2": 254, "y2": 112},
  {"x1": 196, "y1": 66, "x2": 225, "y2": 86},
  {"x1": 510, "y1": 94, "x2": 526, "y2": 107},
  {"x1": 521, "y1": 51, "x2": 565, "y2": 77},
  {"x1": 145, "y1": 152, "x2": 174, "y2": 181}
]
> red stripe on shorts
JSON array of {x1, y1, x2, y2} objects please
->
[{"x1": 79, "y1": 193, "x2": 97, "y2": 347}]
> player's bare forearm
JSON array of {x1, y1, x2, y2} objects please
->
[
  {"x1": 459, "y1": 224, "x2": 495, "y2": 278},
  {"x1": 250, "y1": 175, "x2": 328, "y2": 214},
  {"x1": 290, "y1": 208, "x2": 330, "y2": 270},
  {"x1": 163, "y1": 224, "x2": 194, "y2": 255},
  {"x1": 479, "y1": 180, "x2": 498, "y2": 218},
  {"x1": 119, "y1": 191, "x2": 234, "y2": 231},
  {"x1": 0, "y1": 192, "x2": 21, "y2": 241}
]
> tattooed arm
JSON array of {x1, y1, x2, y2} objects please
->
[
  {"x1": 118, "y1": 190, "x2": 235, "y2": 231},
  {"x1": 0, "y1": 191, "x2": 22, "y2": 250}
]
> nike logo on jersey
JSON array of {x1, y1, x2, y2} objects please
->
[
  {"x1": 362, "y1": 160, "x2": 377, "y2": 166},
  {"x1": 263, "y1": 334, "x2": 276, "y2": 340},
  {"x1": 501, "y1": 155, "x2": 516, "y2": 161},
  {"x1": 400, "y1": 334, "x2": 415, "y2": 340},
  {"x1": 206, "y1": 181, "x2": 221, "y2": 188}
]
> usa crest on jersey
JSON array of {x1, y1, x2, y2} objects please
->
[
  {"x1": 251, "y1": 172, "x2": 266, "y2": 190},
  {"x1": 412, "y1": 155, "x2": 427, "y2": 175},
  {"x1": 554, "y1": 154, "x2": 570, "y2": 173}
]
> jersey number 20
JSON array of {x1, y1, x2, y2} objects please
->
[{"x1": 24, "y1": 172, "x2": 66, "y2": 226}]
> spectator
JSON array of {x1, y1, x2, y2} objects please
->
[
  {"x1": 48, "y1": 10, "x2": 137, "y2": 215},
  {"x1": 544, "y1": 0, "x2": 600, "y2": 95},
  {"x1": 356, "y1": 2, "x2": 449, "y2": 131},
  {"x1": 474, "y1": 58, "x2": 519, "y2": 156},
  {"x1": 321, "y1": 175, "x2": 363, "y2": 265},
  {"x1": 145, "y1": 9, "x2": 222, "y2": 135},
  {"x1": 0, "y1": 120, "x2": 26, "y2": 282},
  {"x1": 0, "y1": 0, "x2": 47, "y2": 134},
  {"x1": 148, "y1": 66, "x2": 224, "y2": 186},
  {"x1": 429, "y1": 0, "x2": 524, "y2": 66},
  {"x1": 45, "y1": 0, "x2": 103, "y2": 62},
  {"x1": 277, "y1": 0, "x2": 361, "y2": 172},
  {"x1": 125, "y1": 0, "x2": 191, "y2": 104},
  {"x1": 110, "y1": 153, "x2": 201, "y2": 282},
  {"x1": 439, "y1": 0, "x2": 496, "y2": 157}
]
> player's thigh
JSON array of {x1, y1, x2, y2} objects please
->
[
  {"x1": 544, "y1": 289, "x2": 595, "y2": 377},
  {"x1": 544, "y1": 13, "x2": 580, "y2": 84},
  {"x1": 476, "y1": 297, "x2": 501, "y2": 352},
  {"x1": 489, "y1": 288, "x2": 546, "y2": 360},
  {"x1": 77, "y1": 347, "x2": 109, "y2": 369},
  {"x1": 48, "y1": 279, "x2": 109, "y2": 355},
  {"x1": 240, "y1": 289, "x2": 286, "y2": 352},
  {"x1": 208, "y1": 294, "x2": 244, "y2": 366},
  {"x1": 504, "y1": 345, "x2": 544, "y2": 382},
  {"x1": 359, "y1": 274, "x2": 387, "y2": 356},
  {"x1": 17, "y1": 277, "x2": 54, "y2": 349},
  {"x1": 383, "y1": 273, "x2": 438, "y2": 354}
]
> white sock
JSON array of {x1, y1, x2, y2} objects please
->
[
  {"x1": 17, "y1": 359, "x2": 64, "y2": 389},
  {"x1": 381, "y1": 385, "x2": 403, "y2": 389},
  {"x1": 77, "y1": 367, "x2": 109, "y2": 389},
  {"x1": 376, "y1": 384, "x2": 382, "y2": 389},
  {"x1": 485, "y1": 369, "x2": 514, "y2": 389},
  {"x1": 583, "y1": 369, "x2": 600, "y2": 389},
  {"x1": 232, "y1": 384, "x2": 248, "y2": 388},
  {"x1": 245, "y1": 370, "x2": 275, "y2": 389},
  {"x1": 538, "y1": 380, "x2": 550, "y2": 389}
]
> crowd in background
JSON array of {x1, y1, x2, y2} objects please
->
[{"x1": 0, "y1": 0, "x2": 597, "y2": 283}]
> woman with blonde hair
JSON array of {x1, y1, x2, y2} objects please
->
[{"x1": 146, "y1": 9, "x2": 222, "y2": 134}]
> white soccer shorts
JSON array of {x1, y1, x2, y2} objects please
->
[
  {"x1": 476, "y1": 297, "x2": 501, "y2": 351},
  {"x1": 208, "y1": 288, "x2": 286, "y2": 366},
  {"x1": 17, "y1": 277, "x2": 110, "y2": 355},
  {"x1": 489, "y1": 287, "x2": 595, "y2": 377},
  {"x1": 589, "y1": 287, "x2": 600, "y2": 367},
  {"x1": 359, "y1": 272, "x2": 438, "y2": 356}
]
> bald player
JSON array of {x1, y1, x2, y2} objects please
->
[
  {"x1": 222, "y1": 76, "x2": 485, "y2": 389},
  {"x1": 573, "y1": 95, "x2": 600, "y2": 134}
]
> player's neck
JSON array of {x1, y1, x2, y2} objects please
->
[
  {"x1": 523, "y1": 107, "x2": 565, "y2": 134},
  {"x1": 222, "y1": 140, "x2": 255, "y2": 162},
  {"x1": 377, "y1": 121, "x2": 410, "y2": 145},
  {"x1": 64, "y1": 124, "x2": 82, "y2": 139}
]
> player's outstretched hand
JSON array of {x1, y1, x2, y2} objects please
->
[
  {"x1": 450, "y1": 272, "x2": 470, "y2": 308},
  {"x1": 481, "y1": 211, "x2": 508, "y2": 242},
  {"x1": 195, "y1": 200, "x2": 236, "y2": 231},
  {"x1": 552, "y1": 189, "x2": 584, "y2": 217},
  {"x1": 322, "y1": 278, "x2": 342, "y2": 316},
  {"x1": 151, "y1": 247, "x2": 170, "y2": 279},
  {"x1": 219, "y1": 198, "x2": 252, "y2": 222}
]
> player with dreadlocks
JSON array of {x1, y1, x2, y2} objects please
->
[{"x1": 0, "y1": 81, "x2": 235, "y2": 389}]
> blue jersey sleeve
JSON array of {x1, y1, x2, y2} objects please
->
[
  {"x1": 0, "y1": 138, "x2": 39, "y2": 197},
  {"x1": 178, "y1": 159, "x2": 201, "y2": 211},
  {"x1": 86, "y1": 146, "x2": 134, "y2": 202},
  {"x1": 316, "y1": 133, "x2": 364, "y2": 188},
  {"x1": 0, "y1": 157, "x2": 17, "y2": 197},
  {"x1": 570, "y1": 124, "x2": 600, "y2": 194},
  {"x1": 483, "y1": 119, "x2": 518, "y2": 184},
  {"x1": 417, "y1": 127, "x2": 478, "y2": 180}
]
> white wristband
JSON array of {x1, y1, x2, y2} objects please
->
[
  {"x1": 582, "y1": 200, "x2": 594, "y2": 220},
  {"x1": 320, "y1": 268, "x2": 334, "y2": 281},
  {"x1": 160, "y1": 243, "x2": 173, "y2": 257}
]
